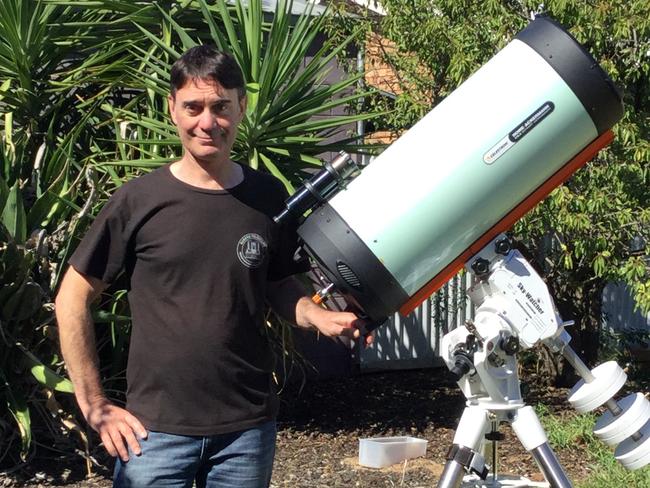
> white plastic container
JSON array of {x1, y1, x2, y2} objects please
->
[{"x1": 358, "y1": 436, "x2": 428, "y2": 468}]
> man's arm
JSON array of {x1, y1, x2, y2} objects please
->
[
  {"x1": 55, "y1": 266, "x2": 147, "y2": 462},
  {"x1": 266, "y1": 275, "x2": 367, "y2": 341}
]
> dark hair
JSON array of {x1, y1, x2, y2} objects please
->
[{"x1": 169, "y1": 45, "x2": 246, "y2": 99}]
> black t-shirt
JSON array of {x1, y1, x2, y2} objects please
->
[{"x1": 69, "y1": 163, "x2": 306, "y2": 435}]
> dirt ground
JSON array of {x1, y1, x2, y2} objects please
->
[{"x1": 0, "y1": 368, "x2": 599, "y2": 487}]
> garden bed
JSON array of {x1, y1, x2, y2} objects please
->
[{"x1": 0, "y1": 369, "x2": 606, "y2": 487}]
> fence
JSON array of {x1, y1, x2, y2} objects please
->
[{"x1": 360, "y1": 272, "x2": 475, "y2": 370}]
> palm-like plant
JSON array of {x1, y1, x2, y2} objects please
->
[{"x1": 0, "y1": 0, "x2": 119, "y2": 466}]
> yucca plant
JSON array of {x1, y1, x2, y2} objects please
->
[{"x1": 0, "y1": 0, "x2": 122, "y2": 467}]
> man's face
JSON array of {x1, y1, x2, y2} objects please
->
[{"x1": 168, "y1": 78, "x2": 246, "y2": 164}]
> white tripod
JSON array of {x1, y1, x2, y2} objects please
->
[{"x1": 437, "y1": 235, "x2": 650, "y2": 488}]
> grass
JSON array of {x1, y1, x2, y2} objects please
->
[{"x1": 535, "y1": 404, "x2": 650, "y2": 488}]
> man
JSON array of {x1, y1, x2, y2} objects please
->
[{"x1": 55, "y1": 45, "x2": 364, "y2": 487}]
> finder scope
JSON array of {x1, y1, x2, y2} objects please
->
[{"x1": 274, "y1": 151, "x2": 359, "y2": 225}]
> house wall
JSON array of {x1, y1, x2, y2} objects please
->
[
  {"x1": 602, "y1": 281, "x2": 650, "y2": 363},
  {"x1": 303, "y1": 32, "x2": 362, "y2": 164},
  {"x1": 363, "y1": 31, "x2": 403, "y2": 96},
  {"x1": 603, "y1": 282, "x2": 650, "y2": 331}
]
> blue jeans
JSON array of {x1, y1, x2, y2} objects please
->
[{"x1": 113, "y1": 420, "x2": 276, "y2": 487}]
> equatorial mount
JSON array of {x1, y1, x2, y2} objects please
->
[{"x1": 438, "y1": 234, "x2": 650, "y2": 487}]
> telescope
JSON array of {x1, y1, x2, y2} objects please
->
[
  {"x1": 277, "y1": 15, "x2": 621, "y2": 324},
  {"x1": 276, "y1": 15, "x2": 649, "y2": 488}
]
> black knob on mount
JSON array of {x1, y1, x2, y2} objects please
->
[
  {"x1": 449, "y1": 352, "x2": 474, "y2": 381},
  {"x1": 501, "y1": 335, "x2": 520, "y2": 355},
  {"x1": 471, "y1": 258, "x2": 490, "y2": 277},
  {"x1": 495, "y1": 237, "x2": 512, "y2": 255}
]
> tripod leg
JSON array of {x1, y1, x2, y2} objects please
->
[
  {"x1": 437, "y1": 459, "x2": 465, "y2": 488},
  {"x1": 511, "y1": 406, "x2": 573, "y2": 488},
  {"x1": 531, "y1": 443, "x2": 573, "y2": 488},
  {"x1": 437, "y1": 406, "x2": 490, "y2": 488}
]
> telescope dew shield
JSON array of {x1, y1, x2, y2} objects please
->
[{"x1": 298, "y1": 16, "x2": 623, "y2": 321}]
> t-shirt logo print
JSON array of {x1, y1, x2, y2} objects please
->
[{"x1": 237, "y1": 233, "x2": 268, "y2": 268}]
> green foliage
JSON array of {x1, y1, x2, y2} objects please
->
[
  {"x1": 577, "y1": 445, "x2": 650, "y2": 488},
  {"x1": 536, "y1": 403, "x2": 596, "y2": 449},
  {"x1": 0, "y1": 239, "x2": 71, "y2": 463},
  {"x1": 326, "y1": 0, "x2": 650, "y2": 366},
  {"x1": 326, "y1": 0, "x2": 531, "y2": 129},
  {"x1": 0, "y1": 0, "x2": 117, "y2": 464},
  {"x1": 513, "y1": 1, "x2": 650, "y2": 359}
]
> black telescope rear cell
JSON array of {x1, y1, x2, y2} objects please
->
[
  {"x1": 515, "y1": 16, "x2": 623, "y2": 134},
  {"x1": 297, "y1": 203, "x2": 409, "y2": 320}
]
